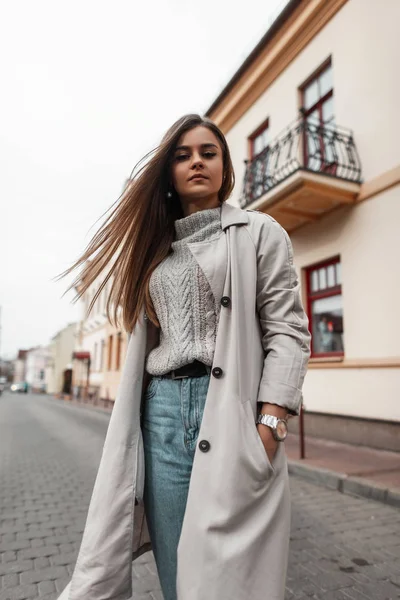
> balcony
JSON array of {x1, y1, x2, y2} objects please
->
[{"x1": 241, "y1": 118, "x2": 362, "y2": 232}]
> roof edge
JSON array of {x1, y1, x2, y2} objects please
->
[{"x1": 205, "y1": 0, "x2": 302, "y2": 117}]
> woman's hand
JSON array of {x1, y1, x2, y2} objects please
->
[{"x1": 257, "y1": 424, "x2": 279, "y2": 465}]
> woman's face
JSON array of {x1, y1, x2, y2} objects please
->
[{"x1": 170, "y1": 126, "x2": 224, "y2": 209}]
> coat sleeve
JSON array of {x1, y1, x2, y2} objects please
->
[{"x1": 254, "y1": 216, "x2": 311, "y2": 415}]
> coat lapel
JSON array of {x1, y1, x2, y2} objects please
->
[{"x1": 187, "y1": 202, "x2": 248, "y2": 303}]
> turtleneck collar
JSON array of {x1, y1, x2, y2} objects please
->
[{"x1": 174, "y1": 206, "x2": 222, "y2": 242}]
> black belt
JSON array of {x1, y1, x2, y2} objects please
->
[{"x1": 162, "y1": 360, "x2": 211, "y2": 380}]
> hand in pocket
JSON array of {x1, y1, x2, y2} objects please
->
[{"x1": 256, "y1": 423, "x2": 279, "y2": 465}]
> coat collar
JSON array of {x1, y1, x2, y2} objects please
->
[{"x1": 220, "y1": 201, "x2": 249, "y2": 231}]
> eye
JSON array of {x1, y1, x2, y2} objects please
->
[
  {"x1": 175, "y1": 154, "x2": 189, "y2": 161},
  {"x1": 204, "y1": 152, "x2": 217, "y2": 158}
]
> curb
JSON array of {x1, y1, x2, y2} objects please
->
[{"x1": 288, "y1": 460, "x2": 400, "y2": 508}]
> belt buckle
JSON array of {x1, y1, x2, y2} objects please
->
[{"x1": 171, "y1": 370, "x2": 189, "y2": 380}]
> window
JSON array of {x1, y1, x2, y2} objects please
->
[
  {"x1": 306, "y1": 257, "x2": 344, "y2": 358},
  {"x1": 247, "y1": 119, "x2": 270, "y2": 202},
  {"x1": 249, "y1": 119, "x2": 269, "y2": 159},
  {"x1": 301, "y1": 61, "x2": 335, "y2": 173},
  {"x1": 107, "y1": 335, "x2": 113, "y2": 371},
  {"x1": 116, "y1": 332, "x2": 122, "y2": 371}
]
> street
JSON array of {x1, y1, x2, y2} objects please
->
[{"x1": 0, "y1": 393, "x2": 399, "y2": 600}]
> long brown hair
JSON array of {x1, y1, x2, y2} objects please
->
[{"x1": 64, "y1": 114, "x2": 235, "y2": 331}]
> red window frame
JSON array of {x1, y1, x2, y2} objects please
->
[
  {"x1": 248, "y1": 118, "x2": 269, "y2": 160},
  {"x1": 306, "y1": 256, "x2": 344, "y2": 359},
  {"x1": 301, "y1": 61, "x2": 336, "y2": 175}
]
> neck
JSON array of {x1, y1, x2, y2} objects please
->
[{"x1": 179, "y1": 194, "x2": 220, "y2": 217}]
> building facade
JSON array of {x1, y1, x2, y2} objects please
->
[
  {"x1": 26, "y1": 346, "x2": 50, "y2": 393},
  {"x1": 46, "y1": 323, "x2": 77, "y2": 395},
  {"x1": 72, "y1": 277, "x2": 128, "y2": 404},
  {"x1": 13, "y1": 350, "x2": 28, "y2": 384},
  {"x1": 206, "y1": 0, "x2": 400, "y2": 450}
]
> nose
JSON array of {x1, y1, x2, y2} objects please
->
[{"x1": 190, "y1": 152, "x2": 204, "y2": 170}]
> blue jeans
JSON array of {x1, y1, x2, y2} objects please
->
[{"x1": 142, "y1": 374, "x2": 210, "y2": 600}]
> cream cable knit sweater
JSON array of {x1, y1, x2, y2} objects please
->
[{"x1": 146, "y1": 206, "x2": 222, "y2": 376}]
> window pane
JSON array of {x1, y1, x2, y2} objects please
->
[
  {"x1": 319, "y1": 65, "x2": 333, "y2": 97},
  {"x1": 322, "y1": 96, "x2": 334, "y2": 124},
  {"x1": 312, "y1": 294, "x2": 344, "y2": 354},
  {"x1": 306, "y1": 111, "x2": 322, "y2": 170},
  {"x1": 304, "y1": 80, "x2": 319, "y2": 110},
  {"x1": 319, "y1": 268, "x2": 327, "y2": 290},
  {"x1": 311, "y1": 270, "x2": 319, "y2": 292},
  {"x1": 327, "y1": 264, "x2": 335, "y2": 287},
  {"x1": 253, "y1": 128, "x2": 268, "y2": 156},
  {"x1": 336, "y1": 262, "x2": 342, "y2": 284},
  {"x1": 253, "y1": 136, "x2": 262, "y2": 156}
]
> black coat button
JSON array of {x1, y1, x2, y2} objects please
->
[
  {"x1": 221, "y1": 296, "x2": 231, "y2": 308},
  {"x1": 212, "y1": 367, "x2": 223, "y2": 378},
  {"x1": 199, "y1": 440, "x2": 210, "y2": 452}
]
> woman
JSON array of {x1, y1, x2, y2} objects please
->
[{"x1": 59, "y1": 114, "x2": 311, "y2": 600}]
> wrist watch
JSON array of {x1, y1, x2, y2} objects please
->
[{"x1": 256, "y1": 414, "x2": 288, "y2": 442}]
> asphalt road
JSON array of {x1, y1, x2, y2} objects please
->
[{"x1": 0, "y1": 392, "x2": 399, "y2": 600}]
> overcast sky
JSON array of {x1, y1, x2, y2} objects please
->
[{"x1": 0, "y1": 0, "x2": 288, "y2": 358}]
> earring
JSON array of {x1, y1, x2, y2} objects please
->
[{"x1": 167, "y1": 191, "x2": 172, "y2": 198}]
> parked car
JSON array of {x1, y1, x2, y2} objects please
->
[{"x1": 10, "y1": 382, "x2": 28, "y2": 393}]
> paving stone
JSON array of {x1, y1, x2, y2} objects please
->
[
  {"x1": 33, "y1": 558, "x2": 50, "y2": 570},
  {"x1": 0, "y1": 584, "x2": 38, "y2": 600},
  {"x1": 1, "y1": 552, "x2": 17, "y2": 563},
  {"x1": 17, "y1": 547, "x2": 59, "y2": 560},
  {"x1": 0, "y1": 562, "x2": 33, "y2": 577},
  {"x1": 1, "y1": 393, "x2": 400, "y2": 600},
  {"x1": 54, "y1": 577, "x2": 71, "y2": 594},
  {"x1": 20, "y1": 566, "x2": 68, "y2": 585},
  {"x1": 1, "y1": 574, "x2": 19, "y2": 589},
  {"x1": 37, "y1": 579, "x2": 56, "y2": 595},
  {"x1": 50, "y1": 553, "x2": 76, "y2": 567}
]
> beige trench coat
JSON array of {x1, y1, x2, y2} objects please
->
[{"x1": 59, "y1": 202, "x2": 311, "y2": 600}]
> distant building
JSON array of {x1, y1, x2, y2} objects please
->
[
  {"x1": 26, "y1": 346, "x2": 50, "y2": 393},
  {"x1": 72, "y1": 276, "x2": 128, "y2": 405},
  {"x1": 0, "y1": 359, "x2": 14, "y2": 383},
  {"x1": 205, "y1": 0, "x2": 400, "y2": 450},
  {"x1": 13, "y1": 350, "x2": 28, "y2": 384},
  {"x1": 45, "y1": 323, "x2": 77, "y2": 395}
]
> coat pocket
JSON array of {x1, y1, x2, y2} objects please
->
[{"x1": 241, "y1": 399, "x2": 278, "y2": 475}]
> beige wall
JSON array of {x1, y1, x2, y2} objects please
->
[
  {"x1": 227, "y1": 0, "x2": 400, "y2": 206},
  {"x1": 51, "y1": 323, "x2": 76, "y2": 393},
  {"x1": 73, "y1": 280, "x2": 109, "y2": 395},
  {"x1": 74, "y1": 275, "x2": 126, "y2": 401},
  {"x1": 292, "y1": 187, "x2": 400, "y2": 359},
  {"x1": 292, "y1": 186, "x2": 400, "y2": 420},
  {"x1": 302, "y1": 367, "x2": 399, "y2": 420}
]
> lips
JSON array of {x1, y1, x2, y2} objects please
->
[{"x1": 189, "y1": 174, "x2": 208, "y2": 181}]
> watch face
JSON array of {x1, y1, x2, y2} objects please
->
[{"x1": 276, "y1": 420, "x2": 288, "y2": 441}]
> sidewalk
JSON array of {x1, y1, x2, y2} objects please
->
[
  {"x1": 52, "y1": 396, "x2": 400, "y2": 507},
  {"x1": 286, "y1": 433, "x2": 400, "y2": 507}
]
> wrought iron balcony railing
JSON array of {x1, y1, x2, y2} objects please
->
[{"x1": 241, "y1": 118, "x2": 362, "y2": 208}]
